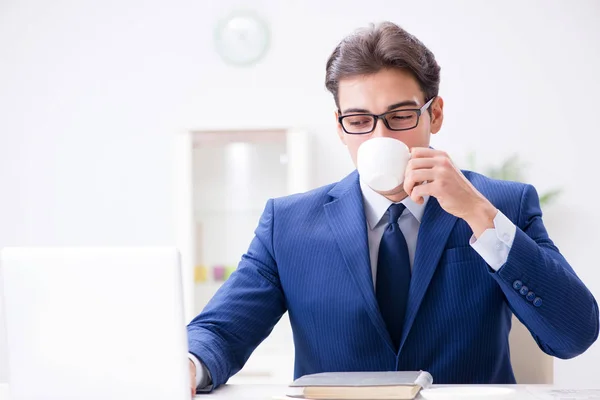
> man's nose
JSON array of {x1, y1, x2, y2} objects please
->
[{"x1": 371, "y1": 117, "x2": 393, "y2": 138}]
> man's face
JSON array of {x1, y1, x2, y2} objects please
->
[{"x1": 336, "y1": 68, "x2": 444, "y2": 166}]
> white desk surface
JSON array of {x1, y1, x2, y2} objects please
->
[
  {"x1": 196, "y1": 384, "x2": 600, "y2": 400},
  {"x1": 1, "y1": 383, "x2": 599, "y2": 399}
]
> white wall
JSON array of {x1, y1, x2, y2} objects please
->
[{"x1": 1, "y1": 0, "x2": 599, "y2": 385}]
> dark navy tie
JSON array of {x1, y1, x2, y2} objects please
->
[{"x1": 376, "y1": 203, "x2": 411, "y2": 351}]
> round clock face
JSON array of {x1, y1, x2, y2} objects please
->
[{"x1": 214, "y1": 11, "x2": 270, "y2": 66}]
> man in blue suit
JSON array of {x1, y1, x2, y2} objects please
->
[{"x1": 187, "y1": 21, "x2": 599, "y2": 394}]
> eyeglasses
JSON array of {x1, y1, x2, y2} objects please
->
[{"x1": 338, "y1": 97, "x2": 435, "y2": 135}]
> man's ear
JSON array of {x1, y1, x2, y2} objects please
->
[
  {"x1": 335, "y1": 110, "x2": 347, "y2": 145},
  {"x1": 430, "y1": 96, "x2": 444, "y2": 135}
]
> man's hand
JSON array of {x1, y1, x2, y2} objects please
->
[
  {"x1": 189, "y1": 359, "x2": 196, "y2": 398},
  {"x1": 403, "y1": 147, "x2": 497, "y2": 237}
]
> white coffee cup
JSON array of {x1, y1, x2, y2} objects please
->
[{"x1": 357, "y1": 137, "x2": 411, "y2": 192}]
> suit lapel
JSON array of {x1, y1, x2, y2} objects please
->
[
  {"x1": 324, "y1": 171, "x2": 395, "y2": 353},
  {"x1": 398, "y1": 196, "x2": 458, "y2": 352}
]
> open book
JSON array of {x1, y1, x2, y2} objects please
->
[{"x1": 289, "y1": 371, "x2": 433, "y2": 400}]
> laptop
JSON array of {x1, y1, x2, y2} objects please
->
[{"x1": 0, "y1": 247, "x2": 190, "y2": 400}]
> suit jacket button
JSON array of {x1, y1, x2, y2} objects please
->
[
  {"x1": 513, "y1": 280, "x2": 523, "y2": 290},
  {"x1": 526, "y1": 291, "x2": 536, "y2": 301},
  {"x1": 533, "y1": 297, "x2": 543, "y2": 307},
  {"x1": 519, "y1": 286, "x2": 529, "y2": 296}
]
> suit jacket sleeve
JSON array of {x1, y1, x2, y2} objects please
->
[
  {"x1": 491, "y1": 184, "x2": 599, "y2": 358},
  {"x1": 187, "y1": 199, "x2": 286, "y2": 390}
]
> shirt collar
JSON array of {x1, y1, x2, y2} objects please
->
[{"x1": 360, "y1": 178, "x2": 429, "y2": 230}]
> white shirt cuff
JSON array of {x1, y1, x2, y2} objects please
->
[
  {"x1": 188, "y1": 353, "x2": 209, "y2": 389},
  {"x1": 469, "y1": 210, "x2": 516, "y2": 271}
]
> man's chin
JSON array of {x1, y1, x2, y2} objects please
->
[{"x1": 375, "y1": 185, "x2": 408, "y2": 201}]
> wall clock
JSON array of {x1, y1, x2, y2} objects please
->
[{"x1": 214, "y1": 11, "x2": 270, "y2": 66}]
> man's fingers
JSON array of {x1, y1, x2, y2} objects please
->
[
  {"x1": 406, "y1": 157, "x2": 437, "y2": 170},
  {"x1": 404, "y1": 169, "x2": 434, "y2": 196},
  {"x1": 189, "y1": 360, "x2": 196, "y2": 398},
  {"x1": 410, "y1": 147, "x2": 448, "y2": 159},
  {"x1": 410, "y1": 181, "x2": 432, "y2": 204}
]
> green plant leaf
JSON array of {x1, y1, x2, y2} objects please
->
[
  {"x1": 466, "y1": 151, "x2": 562, "y2": 209},
  {"x1": 538, "y1": 189, "x2": 562, "y2": 207}
]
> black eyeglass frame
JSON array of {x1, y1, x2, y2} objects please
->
[{"x1": 338, "y1": 97, "x2": 436, "y2": 135}]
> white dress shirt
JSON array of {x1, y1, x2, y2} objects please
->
[
  {"x1": 359, "y1": 179, "x2": 517, "y2": 283},
  {"x1": 190, "y1": 179, "x2": 518, "y2": 389}
]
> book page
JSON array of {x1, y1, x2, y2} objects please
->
[{"x1": 527, "y1": 388, "x2": 600, "y2": 399}]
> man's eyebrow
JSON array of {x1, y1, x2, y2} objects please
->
[
  {"x1": 341, "y1": 100, "x2": 419, "y2": 114},
  {"x1": 385, "y1": 100, "x2": 419, "y2": 110}
]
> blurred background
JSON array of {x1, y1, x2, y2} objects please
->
[{"x1": 1, "y1": 0, "x2": 599, "y2": 388}]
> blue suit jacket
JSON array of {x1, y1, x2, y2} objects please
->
[{"x1": 187, "y1": 170, "x2": 599, "y2": 388}]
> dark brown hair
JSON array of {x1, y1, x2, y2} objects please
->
[{"x1": 325, "y1": 22, "x2": 441, "y2": 110}]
